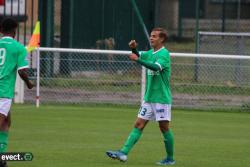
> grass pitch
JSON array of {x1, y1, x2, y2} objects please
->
[{"x1": 8, "y1": 105, "x2": 250, "y2": 167}]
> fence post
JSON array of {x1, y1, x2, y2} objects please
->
[
  {"x1": 177, "y1": 0, "x2": 183, "y2": 38},
  {"x1": 36, "y1": 48, "x2": 40, "y2": 108},
  {"x1": 194, "y1": 0, "x2": 200, "y2": 82},
  {"x1": 38, "y1": 0, "x2": 54, "y2": 77},
  {"x1": 221, "y1": 0, "x2": 226, "y2": 32}
]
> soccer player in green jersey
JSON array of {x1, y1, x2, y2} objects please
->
[
  {"x1": 0, "y1": 18, "x2": 34, "y2": 167},
  {"x1": 106, "y1": 28, "x2": 175, "y2": 165}
]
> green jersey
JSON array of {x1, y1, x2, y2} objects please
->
[
  {"x1": 0, "y1": 37, "x2": 28, "y2": 98},
  {"x1": 140, "y1": 47, "x2": 172, "y2": 104}
]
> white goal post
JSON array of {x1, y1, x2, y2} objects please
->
[{"x1": 199, "y1": 31, "x2": 250, "y2": 37}]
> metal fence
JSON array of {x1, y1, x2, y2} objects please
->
[
  {"x1": 25, "y1": 48, "x2": 250, "y2": 110},
  {"x1": 171, "y1": 53, "x2": 250, "y2": 110},
  {"x1": 198, "y1": 31, "x2": 250, "y2": 55},
  {"x1": 7, "y1": 0, "x2": 249, "y2": 52},
  {"x1": 0, "y1": 0, "x2": 38, "y2": 45},
  {"x1": 178, "y1": 0, "x2": 250, "y2": 36},
  {"x1": 26, "y1": 48, "x2": 142, "y2": 106},
  {"x1": 196, "y1": 32, "x2": 250, "y2": 87}
]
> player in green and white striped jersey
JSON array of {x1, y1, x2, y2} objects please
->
[
  {"x1": 106, "y1": 28, "x2": 175, "y2": 165},
  {"x1": 0, "y1": 18, "x2": 34, "y2": 167}
]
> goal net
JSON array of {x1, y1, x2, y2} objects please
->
[
  {"x1": 195, "y1": 32, "x2": 250, "y2": 94},
  {"x1": 198, "y1": 31, "x2": 250, "y2": 55}
]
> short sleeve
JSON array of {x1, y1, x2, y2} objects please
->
[
  {"x1": 155, "y1": 51, "x2": 170, "y2": 71},
  {"x1": 17, "y1": 45, "x2": 29, "y2": 70}
]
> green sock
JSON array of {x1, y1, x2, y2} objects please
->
[
  {"x1": 120, "y1": 128, "x2": 142, "y2": 155},
  {"x1": 0, "y1": 131, "x2": 8, "y2": 153},
  {"x1": 162, "y1": 129, "x2": 174, "y2": 160}
]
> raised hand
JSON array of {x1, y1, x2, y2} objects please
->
[{"x1": 128, "y1": 40, "x2": 137, "y2": 49}]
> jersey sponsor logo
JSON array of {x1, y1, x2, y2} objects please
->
[
  {"x1": 0, "y1": 48, "x2": 6, "y2": 66},
  {"x1": 147, "y1": 69, "x2": 160, "y2": 76}
]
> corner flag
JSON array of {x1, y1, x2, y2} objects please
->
[{"x1": 26, "y1": 21, "x2": 40, "y2": 52}]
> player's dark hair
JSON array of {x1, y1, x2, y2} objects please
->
[
  {"x1": 0, "y1": 18, "x2": 18, "y2": 34},
  {"x1": 152, "y1": 27, "x2": 168, "y2": 43}
]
